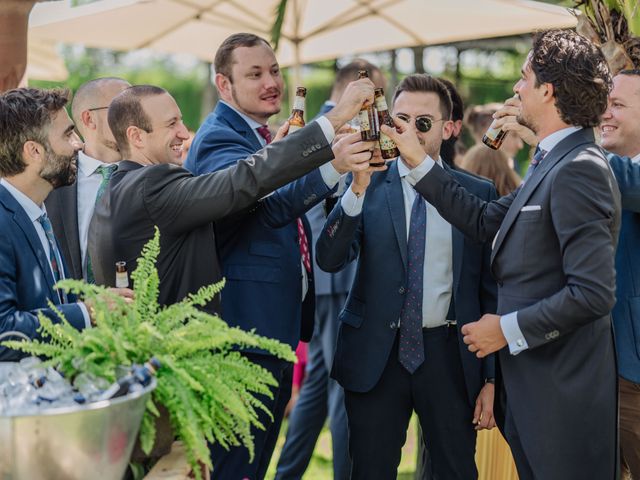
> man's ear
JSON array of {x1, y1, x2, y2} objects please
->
[
  {"x1": 541, "y1": 82, "x2": 555, "y2": 104},
  {"x1": 126, "y1": 125, "x2": 144, "y2": 151},
  {"x1": 215, "y1": 73, "x2": 232, "y2": 101},
  {"x1": 80, "y1": 109, "x2": 97, "y2": 131},
  {"x1": 442, "y1": 119, "x2": 455, "y2": 141},
  {"x1": 22, "y1": 140, "x2": 43, "y2": 166}
]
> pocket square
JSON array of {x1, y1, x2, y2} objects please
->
[{"x1": 520, "y1": 205, "x2": 541, "y2": 212}]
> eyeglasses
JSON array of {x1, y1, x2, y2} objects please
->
[
  {"x1": 395, "y1": 114, "x2": 446, "y2": 133},
  {"x1": 87, "y1": 107, "x2": 108, "y2": 112}
]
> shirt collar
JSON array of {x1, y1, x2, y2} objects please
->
[
  {"x1": 538, "y1": 126, "x2": 582, "y2": 154},
  {"x1": 0, "y1": 178, "x2": 46, "y2": 221},
  {"x1": 220, "y1": 100, "x2": 266, "y2": 132},
  {"x1": 78, "y1": 150, "x2": 107, "y2": 177},
  {"x1": 397, "y1": 155, "x2": 443, "y2": 178}
]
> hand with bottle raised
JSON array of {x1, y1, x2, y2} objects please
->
[
  {"x1": 379, "y1": 118, "x2": 428, "y2": 169},
  {"x1": 491, "y1": 96, "x2": 538, "y2": 147},
  {"x1": 330, "y1": 132, "x2": 380, "y2": 174},
  {"x1": 325, "y1": 78, "x2": 375, "y2": 132},
  {"x1": 349, "y1": 148, "x2": 387, "y2": 197}
]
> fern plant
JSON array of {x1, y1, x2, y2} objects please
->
[{"x1": 3, "y1": 228, "x2": 295, "y2": 479}]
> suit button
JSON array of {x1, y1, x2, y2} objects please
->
[
  {"x1": 390, "y1": 322, "x2": 396, "y2": 329},
  {"x1": 315, "y1": 144, "x2": 322, "y2": 149},
  {"x1": 302, "y1": 151, "x2": 309, "y2": 157},
  {"x1": 398, "y1": 286, "x2": 406, "y2": 294}
]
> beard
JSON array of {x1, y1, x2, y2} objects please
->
[
  {"x1": 516, "y1": 111, "x2": 538, "y2": 135},
  {"x1": 40, "y1": 147, "x2": 77, "y2": 189}
]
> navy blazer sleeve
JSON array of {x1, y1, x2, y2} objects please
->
[
  {"x1": 316, "y1": 202, "x2": 363, "y2": 273},
  {"x1": 609, "y1": 153, "x2": 640, "y2": 212},
  {"x1": 188, "y1": 124, "x2": 335, "y2": 227}
]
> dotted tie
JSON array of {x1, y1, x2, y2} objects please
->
[
  {"x1": 87, "y1": 164, "x2": 117, "y2": 284},
  {"x1": 256, "y1": 125, "x2": 311, "y2": 271},
  {"x1": 38, "y1": 213, "x2": 67, "y2": 303},
  {"x1": 522, "y1": 146, "x2": 547, "y2": 185},
  {"x1": 398, "y1": 193, "x2": 426, "y2": 374}
]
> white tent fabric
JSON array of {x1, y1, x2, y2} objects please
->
[
  {"x1": 30, "y1": 0, "x2": 577, "y2": 67},
  {"x1": 26, "y1": 36, "x2": 68, "y2": 81}
]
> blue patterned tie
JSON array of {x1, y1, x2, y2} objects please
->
[
  {"x1": 38, "y1": 213, "x2": 66, "y2": 303},
  {"x1": 86, "y1": 164, "x2": 117, "y2": 283},
  {"x1": 398, "y1": 193, "x2": 426, "y2": 373},
  {"x1": 522, "y1": 146, "x2": 546, "y2": 185}
]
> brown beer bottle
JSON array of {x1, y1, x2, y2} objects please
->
[
  {"x1": 481, "y1": 120, "x2": 507, "y2": 150},
  {"x1": 357, "y1": 70, "x2": 378, "y2": 141},
  {"x1": 374, "y1": 88, "x2": 399, "y2": 163},
  {"x1": 288, "y1": 87, "x2": 306, "y2": 133}
]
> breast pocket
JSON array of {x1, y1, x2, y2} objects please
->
[
  {"x1": 249, "y1": 242, "x2": 282, "y2": 258},
  {"x1": 517, "y1": 209, "x2": 542, "y2": 222},
  {"x1": 339, "y1": 297, "x2": 365, "y2": 328}
]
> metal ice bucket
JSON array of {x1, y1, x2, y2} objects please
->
[{"x1": 0, "y1": 378, "x2": 156, "y2": 480}]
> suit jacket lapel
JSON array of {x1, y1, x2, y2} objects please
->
[
  {"x1": 385, "y1": 161, "x2": 408, "y2": 268},
  {"x1": 216, "y1": 102, "x2": 263, "y2": 151},
  {"x1": 59, "y1": 180, "x2": 81, "y2": 277},
  {"x1": 490, "y1": 129, "x2": 595, "y2": 263},
  {"x1": 0, "y1": 185, "x2": 58, "y2": 300},
  {"x1": 446, "y1": 167, "x2": 465, "y2": 292}
]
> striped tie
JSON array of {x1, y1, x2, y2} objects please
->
[
  {"x1": 38, "y1": 213, "x2": 67, "y2": 303},
  {"x1": 398, "y1": 193, "x2": 426, "y2": 374},
  {"x1": 522, "y1": 146, "x2": 547, "y2": 185},
  {"x1": 86, "y1": 164, "x2": 117, "y2": 283}
]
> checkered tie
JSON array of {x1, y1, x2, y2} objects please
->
[
  {"x1": 398, "y1": 193, "x2": 426, "y2": 374},
  {"x1": 86, "y1": 164, "x2": 117, "y2": 284},
  {"x1": 256, "y1": 125, "x2": 311, "y2": 272},
  {"x1": 38, "y1": 213, "x2": 67, "y2": 303}
]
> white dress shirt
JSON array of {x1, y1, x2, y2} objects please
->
[
  {"x1": 1, "y1": 178, "x2": 90, "y2": 328},
  {"x1": 342, "y1": 157, "x2": 454, "y2": 328},
  {"x1": 77, "y1": 150, "x2": 116, "y2": 277}
]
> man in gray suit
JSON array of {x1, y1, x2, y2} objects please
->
[
  {"x1": 88, "y1": 81, "x2": 374, "y2": 314},
  {"x1": 384, "y1": 29, "x2": 620, "y2": 480},
  {"x1": 46, "y1": 77, "x2": 130, "y2": 281}
]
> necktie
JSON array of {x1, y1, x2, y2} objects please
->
[
  {"x1": 398, "y1": 193, "x2": 426, "y2": 374},
  {"x1": 87, "y1": 164, "x2": 117, "y2": 284},
  {"x1": 256, "y1": 125, "x2": 311, "y2": 272},
  {"x1": 38, "y1": 213, "x2": 66, "y2": 303},
  {"x1": 522, "y1": 146, "x2": 547, "y2": 185}
]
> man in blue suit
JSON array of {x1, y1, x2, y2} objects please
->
[
  {"x1": 0, "y1": 87, "x2": 123, "y2": 360},
  {"x1": 276, "y1": 58, "x2": 385, "y2": 480},
  {"x1": 599, "y1": 69, "x2": 640, "y2": 479},
  {"x1": 184, "y1": 33, "x2": 376, "y2": 480},
  {"x1": 317, "y1": 74, "x2": 498, "y2": 479}
]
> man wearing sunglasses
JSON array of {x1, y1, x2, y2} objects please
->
[
  {"x1": 316, "y1": 74, "x2": 498, "y2": 479},
  {"x1": 45, "y1": 77, "x2": 130, "y2": 281}
]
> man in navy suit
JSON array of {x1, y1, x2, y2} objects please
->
[
  {"x1": 276, "y1": 58, "x2": 385, "y2": 480},
  {"x1": 317, "y1": 74, "x2": 497, "y2": 479},
  {"x1": 596, "y1": 69, "x2": 640, "y2": 479},
  {"x1": 0, "y1": 88, "x2": 129, "y2": 360},
  {"x1": 184, "y1": 33, "x2": 376, "y2": 480}
]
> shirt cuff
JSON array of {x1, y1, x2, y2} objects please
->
[
  {"x1": 77, "y1": 302, "x2": 92, "y2": 329},
  {"x1": 341, "y1": 186, "x2": 366, "y2": 217},
  {"x1": 319, "y1": 162, "x2": 342, "y2": 188},
  {"x1": 405, "y1": 155, "x2": 436, "y2": 186},
  {"x1": 500, "y1": 311, "x2": 528, "y2": 355},
  {"x1": 315, "y1": 116, "x2": 336, "y2": 144}
]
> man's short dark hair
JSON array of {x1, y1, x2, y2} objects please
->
[
  {"x1": 214, "y1": 33, "x2": 271, "y2": 80},
  {"x1": 393, "y1": 74, "x2": 453, "y2": 120},
  {"x1": 530, "y1": 29, "x2": 611, "y2": 128},
  {"x1": 108, "y1": 85, "x2": 167, "y2": 158},
  {"x1": 0, "y1": 87, "x2": 70, "y2": 177},
  {"x1": 438, "y1": 78, "x2": 464, "y2": 123}
]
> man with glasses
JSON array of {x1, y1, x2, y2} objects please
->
[
  {"x1": 46, "y1": 77, "x2": 130, "y2": 281},
  {"x1": 316, "y1": 74, "x2": 498, "y2": 479}
]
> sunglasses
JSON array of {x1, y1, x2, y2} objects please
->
[{"x1": 395, "y1": 114, "x2": 446, "y2": 133}]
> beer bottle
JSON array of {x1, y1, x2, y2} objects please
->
[
  {"x1": 357, "y1": 70, "x2": 378, "y2": 141},
  {"x1": 481, "y1": 95, "x2": 517, "y2": 150},
  {"x1": 115, "y1": 261, "x2": 129, "y2": 288},
  {"x1": 374, "y1": 88, "x2": 399, "y2": 163},
  {"x1": 96, "y1": 357, "x2": 161, "y2": 401},
  {"x1": 288, "y1": 87, "x2": 306, "y2": 133},
  {"x1": 481, "y1": 120, "x2": 507, "y2": 150}
]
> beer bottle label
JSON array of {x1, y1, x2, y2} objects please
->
[
  {"x1": 379, "y1": 132, "x2": 397, "y2": 150},
  {"x1": 115, "y1": 271, "x2": 129, "y2": 288},
  {"x1": 289, "y1": 124, "x2": 302, "y2": 133},
  {"x1": 293, "y1": 96, "x2": 305, "y2": 111},
  {"x1": 358, "y1": 109, "x2": 371, "y2": 131},
  {"x1": 374, "y1": 96, "x2": 389, "y2": 111},
  {"x1": 485, "y1": 121, "x2": 501, "y2": 141}
]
